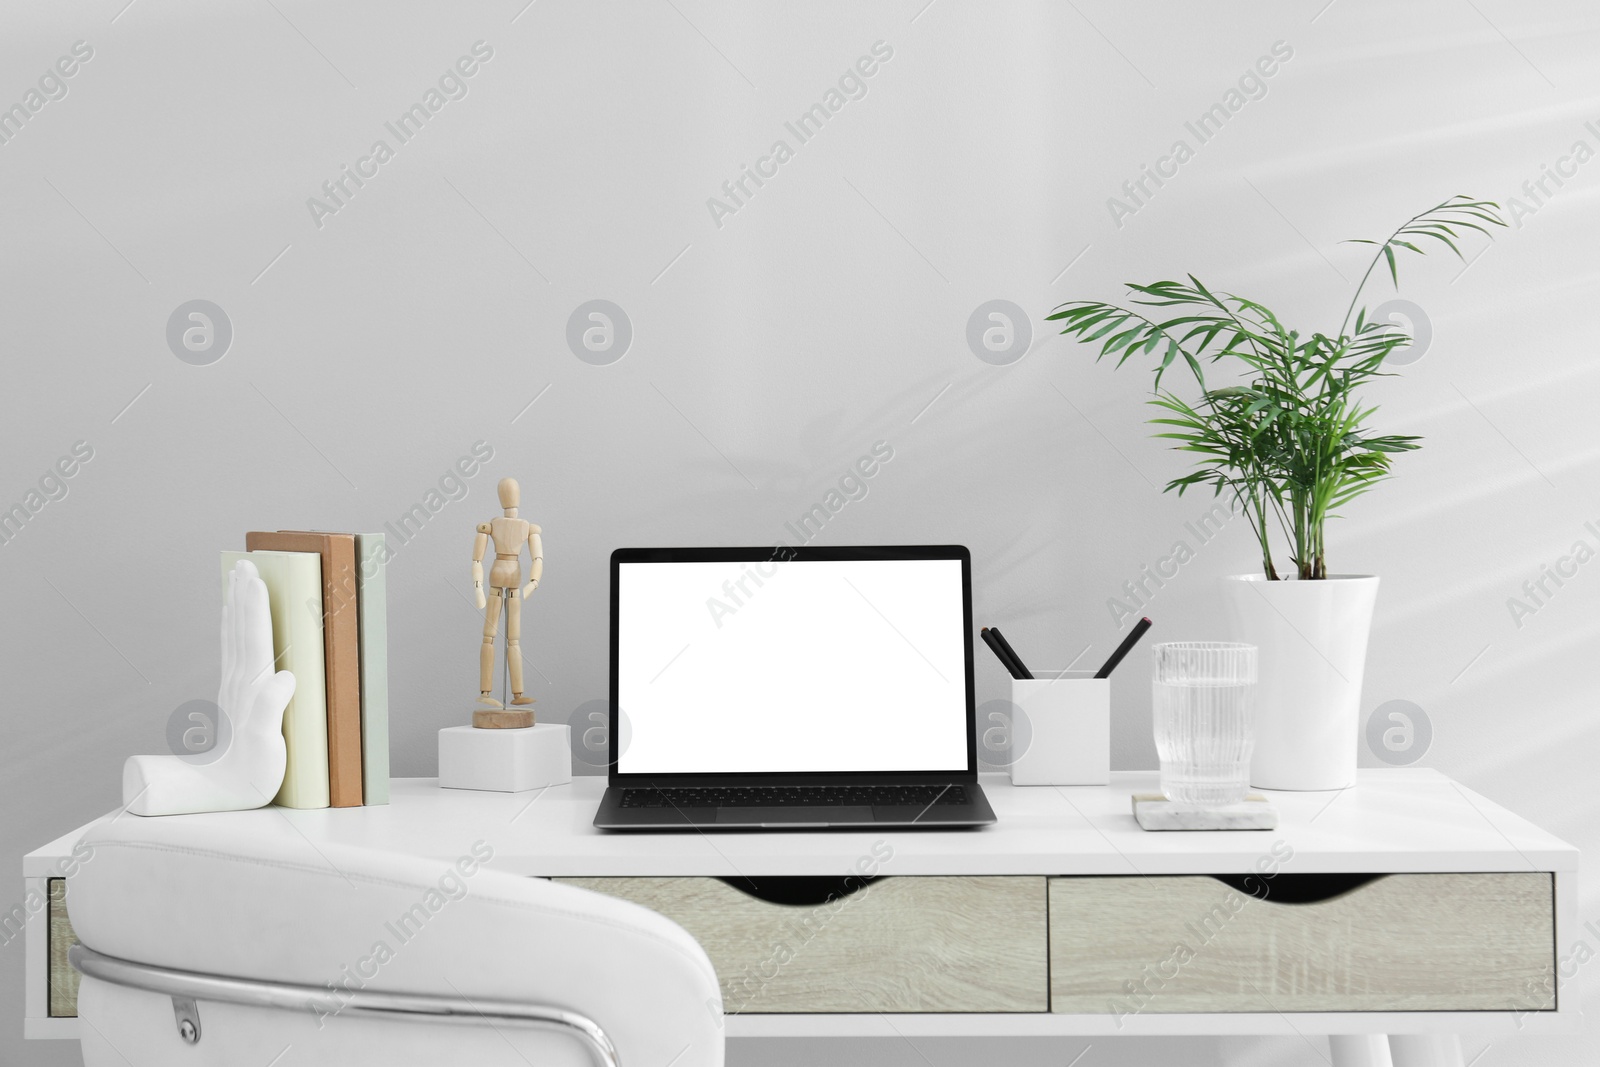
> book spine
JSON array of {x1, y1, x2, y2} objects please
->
[
  {"x1": 324, "y1": 539, "x2": 364, "y2": 807},
  {"x1": 355, "y1": 533, "x2": 391, "y2": 805}
]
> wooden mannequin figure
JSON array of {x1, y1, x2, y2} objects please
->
[{"x1": 472, "y1": 477, "x2": 544, "y2": 729}]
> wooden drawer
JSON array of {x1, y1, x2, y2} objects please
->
[
  {"x1": 557, "y1": 875, "x2": 1047, "y2": 1013},
  {"x1": 1048, "y1": 873, "x2": 1555, "y2": 1014},
  {"x1": 48, "y1": 879, "x2": 80, "y2": 1018}
]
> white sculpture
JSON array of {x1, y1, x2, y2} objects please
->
[{"x1": 123, "y1": 560, "x2": 297, "y2": 816}]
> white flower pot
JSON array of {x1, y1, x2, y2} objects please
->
[{"x1": 1221, "y1": 574, "x2": 1379, "y2": 791}]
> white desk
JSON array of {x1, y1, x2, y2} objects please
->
[{"x1": 24, "y1": 769, "x2": 1579, "y2": 1064}]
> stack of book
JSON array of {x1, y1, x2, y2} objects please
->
[{"x1": 221, "y1": 531, "x2": 391, "y2": 808}]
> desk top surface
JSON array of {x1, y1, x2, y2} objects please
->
[{"x1": 28, "y1": 769, "x2": 1575, "y2": 878}]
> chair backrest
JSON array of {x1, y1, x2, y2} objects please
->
[{"x1": 68, "y1": 811, "x2": 724, "y2": 1067}]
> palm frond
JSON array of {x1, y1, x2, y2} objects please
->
[
  {"x1": 1050, "y1": 195, "x2": 1504, "y2": 578},
  {"x1": 1339, "y1": 196, "x2": 1506, "y2": 332}
]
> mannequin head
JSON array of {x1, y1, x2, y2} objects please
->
[{"x1": 498, "y1": 477, "x2": 519, "y2": 512}]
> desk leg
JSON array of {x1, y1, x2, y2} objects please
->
[
  {"x1": 1329, "y1": 1034, "x2": 1395, "y2": 1067},
  {"x1": 1388, "y1": 1035, "x2": 1465, "y2": 1067}
]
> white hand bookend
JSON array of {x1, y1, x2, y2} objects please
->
[{"x1": 123, "y1": 560, "x2": 297, "y2": 816}]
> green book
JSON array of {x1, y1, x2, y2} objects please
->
[
  {"x1": 221, "y1": 550, "x2": 330, "y2": 809},
  {"x1": 354, "y1": 533, "x2": 391, "y2": 805}
]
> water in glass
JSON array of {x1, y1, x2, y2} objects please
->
[{"x1": 1151, "y1": 642, "x2": 1257, "y2": 807}]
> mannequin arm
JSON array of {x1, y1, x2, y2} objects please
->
[
  {"x1": 473, "y1": 526, "x2": 490, "y2": 609},
  {"x1": 521, "y1": 526, "x2": 543, "y2": 598}
]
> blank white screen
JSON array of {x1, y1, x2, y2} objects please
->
[{"x1": 616, "y1": 557, "x2": 969, "y2": 775}]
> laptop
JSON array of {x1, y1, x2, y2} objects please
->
[{"x1": 593, "y1": 545, "x2": 997, "y2": 830}]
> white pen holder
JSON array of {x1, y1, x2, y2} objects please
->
[{"x1": 1007, "y1": 671, "x2": 1110, "y2": 786}]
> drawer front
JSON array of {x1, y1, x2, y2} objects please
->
[
  {"x1": 48, "y1": 879, "x2": 80, "y2": 1018},
  {"x1": 557, "y1": 876, "x2": 1047, "y2": 1013},
  {"x1": 1049, "y1": 873, "x2": 1555, "y2": 1013}
]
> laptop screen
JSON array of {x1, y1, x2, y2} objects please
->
[{"x1": 613, "y1": 550, "x2": 973, "y2": 778}]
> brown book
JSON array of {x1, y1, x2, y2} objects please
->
[{"x1": 246, "y1": 530, "x2": 364, "y2": 807}]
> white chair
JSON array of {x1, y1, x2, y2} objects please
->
[{"x1": 66, "y1": 814, "x2": 725, "y2": 1067}]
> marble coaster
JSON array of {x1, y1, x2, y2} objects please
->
[{"x1": 1132, "y1": 792, "x2": 1278, "y2": 831}]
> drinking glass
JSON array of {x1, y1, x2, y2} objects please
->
[{"x1": 1151, "y1": 642, "x2": 1258, "y2": 806}]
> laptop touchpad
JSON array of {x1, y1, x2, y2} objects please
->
[{"x1": 716, "y1": 806, "x2": 873, "y2": 824}]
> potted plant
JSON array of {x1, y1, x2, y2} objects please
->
[{"x1": 1048, "y1": 196, "x2": 1505, "y2": 790}]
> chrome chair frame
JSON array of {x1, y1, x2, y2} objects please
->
[{"x1": 69, "y1": 943, "x2": 620, "y2": 1067}]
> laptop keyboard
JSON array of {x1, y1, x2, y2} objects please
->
[{"x1": 619, "y1": 784, "x2": 970, "y2": 809}]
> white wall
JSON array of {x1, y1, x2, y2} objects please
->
[{"x1": 3, "y1": 1, "x2": 1597, "y2": 1063}]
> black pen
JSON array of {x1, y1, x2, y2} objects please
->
[
  {"x1": 988, "y1": 626, "x2": 1034, "y2": 680},
  {"x1": 980, "y1": 627, "x2": 1028, "y2": 680},
  {"x1": 1094, "y1": 616, "x2": 1152, "y2": 679}
]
